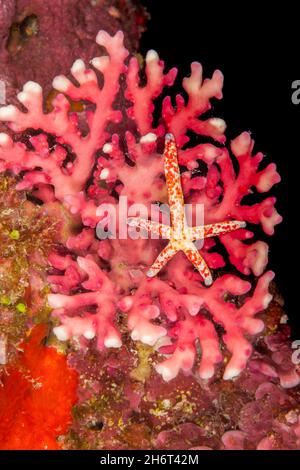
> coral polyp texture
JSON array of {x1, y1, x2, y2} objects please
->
[{"x1": 0, "y1": 30, "x2": 299, "y2": 450}]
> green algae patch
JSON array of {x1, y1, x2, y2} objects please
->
[{"x1": 0, "y1": 176, "x2": 60, "y2": 362}]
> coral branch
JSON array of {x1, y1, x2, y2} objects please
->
[
  {"x1": 0, "y1": 31, "x2": 128, "y2": 202},
  {"x1": 163, "y1": 63, "x2": 225, "y2": 146},
  {"x1": 48, "y1": 256, "x2": 121, "y2": 349},
  {"x1": 126, "y1": 50, "x2": 177, "y2": 135},
  {"x1": 119, "y1": 270, "x2": 274, "y2": 381}
]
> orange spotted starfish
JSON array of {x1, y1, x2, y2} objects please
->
[{"x1": 127, "y1": 133, "x2": 245, "y2": 285}]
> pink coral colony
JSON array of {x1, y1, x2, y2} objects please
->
[{"x1": 0, "y1": 30, "x2": 299, "y2": 450}]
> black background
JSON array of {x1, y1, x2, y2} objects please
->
[{"x1": 141, "y1": 1, "x2": 300, "y2": 336}]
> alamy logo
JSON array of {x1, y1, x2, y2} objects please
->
[
  {"x1": 95, "y1": 196, "x2": 205, "y2": 248},
  {"x1": 291, "y1": 80, "x2": 300, "y2": 105}
]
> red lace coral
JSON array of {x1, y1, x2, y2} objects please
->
[{"x1": 0, "y1": 31, "x2": 283, "y2": 382}]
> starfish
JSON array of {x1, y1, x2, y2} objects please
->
[{"x1": 127, "y1": 133, "x2": 246, "y2": 285}]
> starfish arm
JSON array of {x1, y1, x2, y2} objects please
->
[
  {"x1": 127, "y1": 217, "x2": 171, "y2": 239},
  {"x1": 183, "y1": 242, "x2": 213, "y2": 286},
  {"x1": 189, "y1": 220, "x2": 246, "y2": 241},
  {"x1": 164, "y1": 134, "x2": 185, "y2": 234},
  {"x1": 147, "y1": 242, "x2": 178, "y2": 277}
]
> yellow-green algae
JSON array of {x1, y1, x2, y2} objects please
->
[{"x1": 0, "y1": 175, "x2": 60, "y2": 361}]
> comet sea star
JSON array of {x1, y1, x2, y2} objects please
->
[{"x1": 128, "y1": 133, "x2": 246, "y2": 284}]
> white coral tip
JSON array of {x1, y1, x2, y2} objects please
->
[
  {"x1": 0, "y1": 133, "x2": 11, "y2": 146},
  {"x1": 140, "y1": 334, "x2": 157, "y2": 346},
  {"x1": 199, "y1": 368, "x2": 214, "y2": 380},
  {"x1": 71, "y1": 59, "x2": 85, "y2": 74},
  {"x1": 83, "y1": 329, "x2": 96, "y2": 340},
  {"x1": 53, "y1": 326, "x2": 69, "y2": 341},
  {"x1": 52, "y1": 75, "x2": 70, "y2": 92},
  {"x1": 155, "y1": 364, "x2": 174, "y2": 382},
  {"x1": 131, "y1": 330, "x2": 139, "y2": 341},
  {"x1": 0, "y1": 105, "x2": 17, "y2": 120},
  {"x1": 23, "y1": 81, "x2": 42, "y2": 94},
  {"x1": 91, "y1": 56, "x2": 110, "y2": 71},
  {"x1": 17, "y1": 92, "x2": 27, "y2": 103},
  {"x1": 223, "y1": 366, "x2": 240, "y2": 381},
  {"x1": 189, "y1": 304, "x2": 200, "y2": 316},
  {"x1": 146, "y1": 50, "x2": 159, "y2": 62},
  {"x1": 48, "y1": 294, "x2": 65, "y2": 309},
  {"x1": 104, "y1": 336, "x2": 122, "y2": 348},
  {"x1": 209, "y1": 118, "x2": 226, "y2": 132},
  {"x1": 262, "y1": 293, "x2": 273, "y2": 309},
  {"x1": 140, "y1": 132, "x2": 157, "y2": 144},
  {"x1": 96, "y1": 30, "x2": 109, "y2": 45},
  {"x1": 99, "y1": 168, "x2": 109, "y2": 179},
  {"x1": 102, "y1": 143, "x2": 112, "y2": 153}
]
